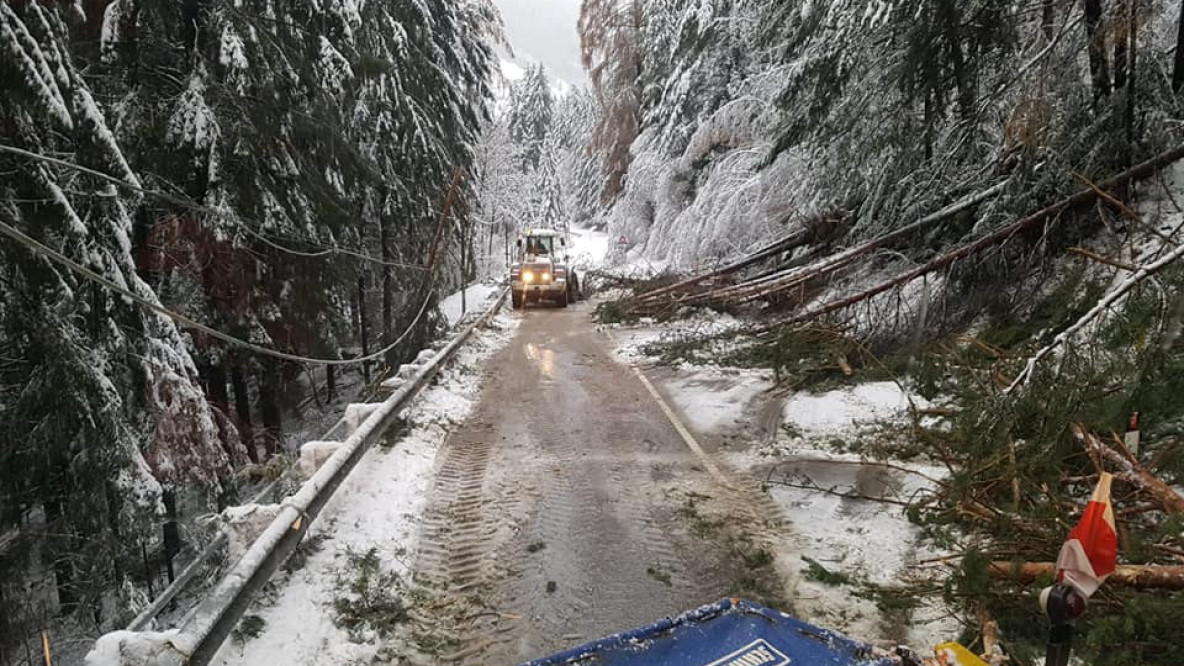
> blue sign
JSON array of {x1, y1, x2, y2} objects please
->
[{"x1": 521, "y1": 599, "x2": 896, "y2": 666}]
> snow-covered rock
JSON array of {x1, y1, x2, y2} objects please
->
[
  {"x1": 299, "y1": 441, "x2": 342, "y2": 478},
  {"x1": 341, "y1": 403, "x2": 381, "y2": 435},
  {"x1": 218, "y1": 504, "x2": 283, "y2": 564},
  {"x1": 85, "y1": 629, "x2": 185, "y2": 666}
]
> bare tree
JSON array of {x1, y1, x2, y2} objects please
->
[{"x1": 579, "y1": 0, "x2": 642, "y2": 203}]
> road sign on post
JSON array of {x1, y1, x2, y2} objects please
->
[{"x1": 617, "y1": 235, "x2": 628, "y2": 247}]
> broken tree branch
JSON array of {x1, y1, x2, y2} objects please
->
[
  {"x1": 1070, "y1": 425, "x2": 1184, "y2": 515},
  {"x1": 989, "y1": 562, "x2": 1184, "y2": 589},
  {"x1": 1007, "y1": 236, "x2": 1184, "y2": 391},
  {"x1": 1073, "y1": 172, "x2": 1142, "y2": 223},
  {"x1": 1066, "y1": 246, "x2": 1138, "y2": 271}
]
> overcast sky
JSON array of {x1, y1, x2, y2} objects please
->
[{"x1": 492, "y1": 0, "x2": 587, "y2": 87}]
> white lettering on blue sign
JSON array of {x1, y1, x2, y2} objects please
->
[{"x1": 703, "y1": 639, "x2": 791, "y2": 666}]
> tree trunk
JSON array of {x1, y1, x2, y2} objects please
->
[
  {"x1": 1113, "y1": 0, "x2": 1128, "y2": 90},
  {"x1": 1084, "y1": 0, "x2": 1112, "y2": 100},
  {"x1": 198, "y1": 360, "x2": 238, "y2": 462},
  {"x1": 1043, "y1": 0, "x2": 1056, "y2": 41},
  {"x1": 1073, "y1": 426, "x2": 1184, "y2": 515},
  {"x1": 460, "y1": 221, "x2": 468, "y2": 318},
  {"x1": 357, "y1": 274, "x2": 371, "y2": 384},
  {"x1": 42, "y1": 498, "x2": 77, "y2": 613},
  {"x1": 938, "y1": 2, "x2": 973, "y2": 120},
  {"x1": 990, "y1": 562, "x2": 1184, "y2": 589},
  {"x1": 379, "y1": 212, "x2": 394, "y2": 367},
  {"x1": 1174, "y1": 0, "x2": 1184, "y2": 91},
  {"x1": 326, "y1": 364, "x2": 336, "y2": 403},
  {"x1": 1124, "y1": 1, "x2": 1138, "y2": 171},
  {"x1": 760, "y1": 143, "x2": 1184, "y2": 330},
  {"x1": 230, "y1": 364, "x2": 258, "y2": 464},
  {"x1": 923, "y1": 92, "x2": 935, "y2": 161},
  {"x1": 257, "y1": 359, "x2": 283, "y2": 457}
]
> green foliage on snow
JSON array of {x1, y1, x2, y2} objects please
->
[
  {"x1": 801, "y1": 556, "x2": 851, "y2": 587},
  {"x1": 232, "y1": 615, "x2": 267, "y2": 643},
  {"x1": 332, "y1": 548, "x2": 409, "y2": 642}
]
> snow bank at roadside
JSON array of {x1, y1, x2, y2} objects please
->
[
  {"x1": 440, "y1": 282, "x2": 502, "y2": 327},
  {"x1": 210, "y1": 313, "x2": 518, "y2": 666},
  {"x1": 614, "y1": 315, "x2": 957, "y2": 649},
  {"x1": 763, "y1": 383, "x2": 956, "y2": 650}
]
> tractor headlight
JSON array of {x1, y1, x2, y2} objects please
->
[
  {"x1": 541, "y1": 272, "x2": 552, "y2": 283},
  {"x1": 522, "y1": 271, "x2": 535, "y2": 283}
]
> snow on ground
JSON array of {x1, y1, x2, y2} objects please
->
[
  {"x1": 440, "y1": 281, "x2": 502, "y2": 327},
  {"x1": 568, "y1": 225, "x2": 610, "y2": 270},
  {"x1": 608, "y1": 308, "x2": 960, "y2": 650},
  {"x1": 211, "y1": 312, "x2": 519, "y2": 666},
  {"x1": 606, "y1": 309, "x2": 748, "y2": 364},
  {"x1": 782, "y1": 381, "x2": 925, "y2": 440},
  {"x1": 657, "y1": 365, "x2": 774, "y2": 433},
  {"x1": 761, "y1": 382, "x2": 956, "y2": 650},
  {"x1": 765, "y1": 449, "x2": 955, "y2": 650}
]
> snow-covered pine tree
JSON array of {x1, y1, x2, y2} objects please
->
[
  {"x1": 348, "y1": 0, "x2": 499, "y2": 363},
  {"x1": 2, "y1": 0, "x2": 500, "y2": 646},
  {"x1": 508, "y1": 64, "x2": 556, "y2": 173},
  {"x1": 533, "y1": 135, "x2": 566, "y2": 229},
  {"x1": 79, "y1": 0, "x2": 499, "y2": 444},
  {"x1": 0, "y1": 0, "x2": 231, "y2": 637},
  {"x1": 554, "y1": 89, "x2": 605, "y2": 228}
]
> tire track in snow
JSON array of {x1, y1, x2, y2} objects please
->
[{"x1": 405, "y1": 306, "x2": 792, "y2": 665}]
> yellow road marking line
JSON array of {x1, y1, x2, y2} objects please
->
[{"x1": 631, "y1": 365, "x2": 735, "y2": 489}]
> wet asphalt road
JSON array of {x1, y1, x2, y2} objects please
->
[{"x1": 411, "y1": 301, "x2": 790, "y2": 664}]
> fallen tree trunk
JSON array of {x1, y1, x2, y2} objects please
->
[
  {"x1": 633, "y1": 228, "x2": 812, "y2": 304},
  {"x1": 685, "y1": 179, "x2": 1012, "y2": 307},
  {"x1": 1071, "y1": 424, "x2": 1184, "y2": 515},
  {"x1": 586, "y1": 270, "x2": 650, "y2": 289},
  {"x1": 761, "y1": 143, "x2": 1184, "y2": 331},
  {"x1": 989, "y1": 561, "x2": 1184, "y2": 589}
]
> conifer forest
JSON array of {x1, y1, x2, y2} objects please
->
[{"x1": 6, "y1": 1, "x2": 1184, "y2": 665}]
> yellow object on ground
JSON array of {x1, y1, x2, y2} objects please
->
[{"x1": 934, "y1": 642, "x2": 990, "y2": 666}]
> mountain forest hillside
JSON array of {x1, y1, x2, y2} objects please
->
[
  {"x1": 7, "y1": 0, "x2": 1184, "y2": 663},
  {"x1": 1, "y1": 0, "x2": 497, "y2": 651},
  {"x1": 583, "y1": 1, "x2": 1184, "y2": 662}
]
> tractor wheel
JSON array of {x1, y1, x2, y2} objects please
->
[
  {"x1": 511, "y1": 290, "x2": 523, "y2": 309},
  {"x1": 558, "y1": 289, "x2": 569, "y2": 308}
]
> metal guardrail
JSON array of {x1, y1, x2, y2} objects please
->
[{"x1": 94, "y1": 288, "x2": 508, "y2": 665}]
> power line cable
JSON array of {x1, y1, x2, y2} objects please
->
[
  {"x1": 0, "y1": 143, "x2": 427, "y2": 270},
  {"x1": 0, "y1": 218, "x2": 438, "y2": 367}
]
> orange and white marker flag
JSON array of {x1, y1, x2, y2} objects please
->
[{"x1": 1055, "y1": 472, "x2": 1118, "y2": 598}]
